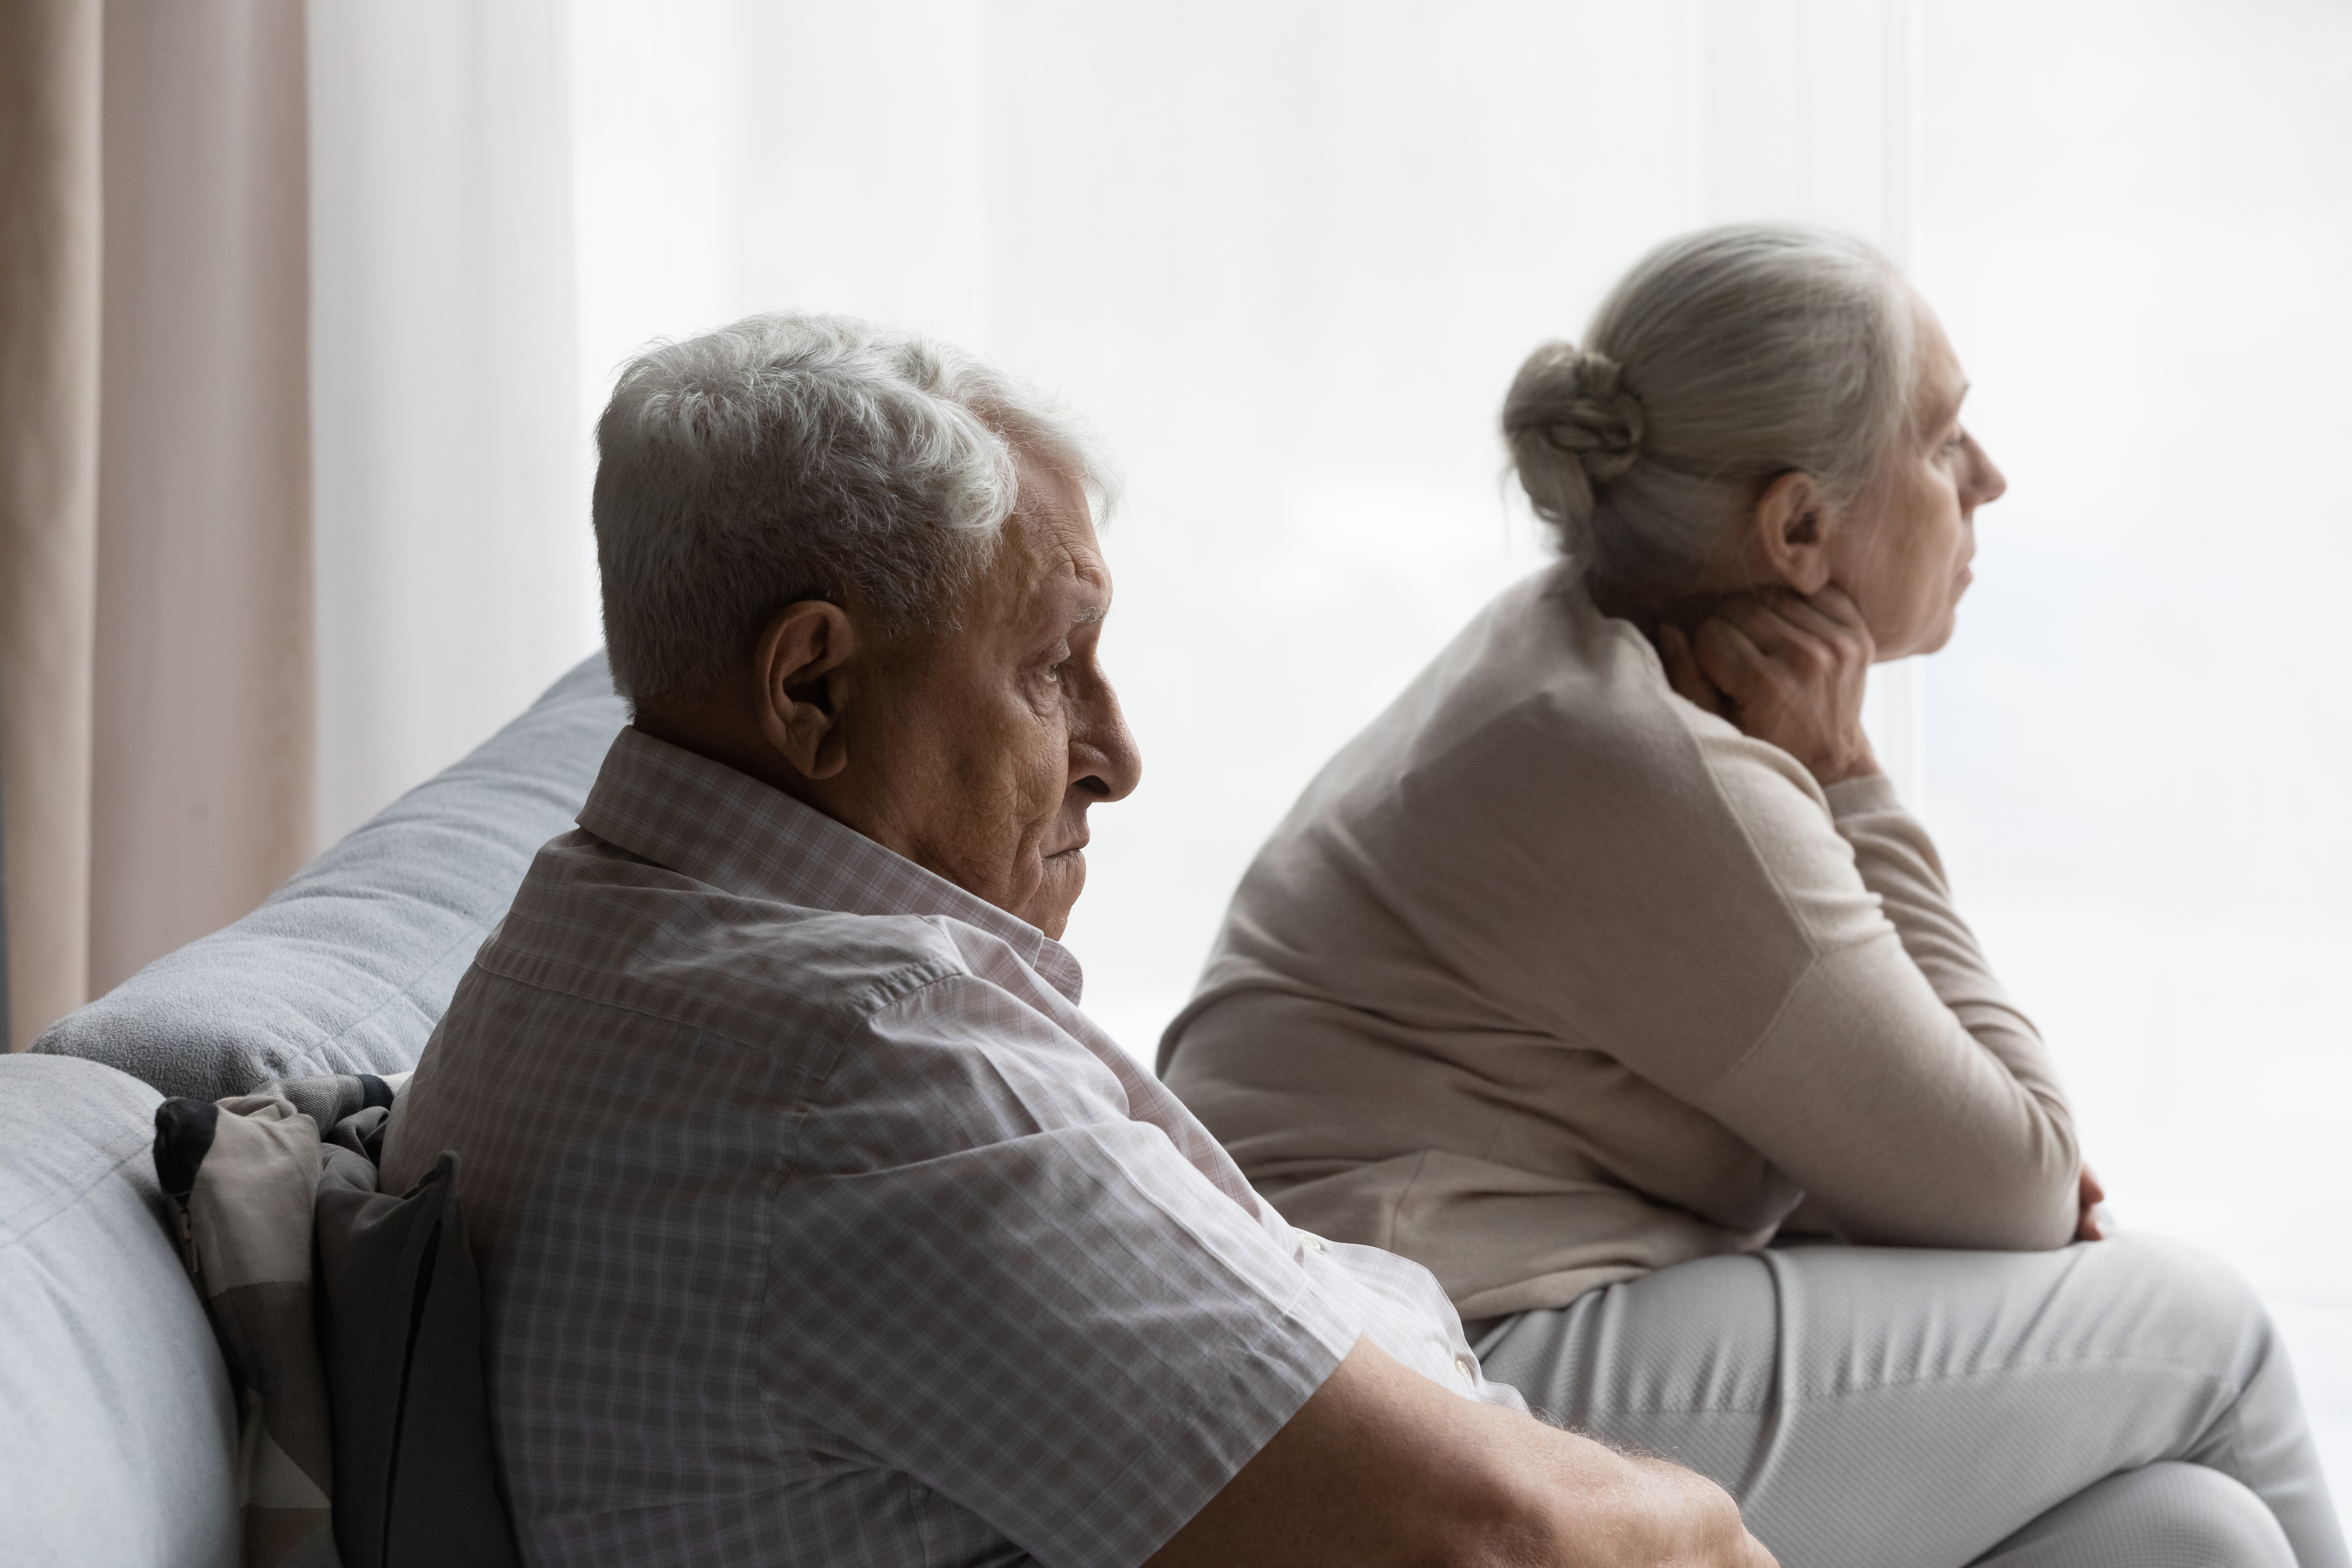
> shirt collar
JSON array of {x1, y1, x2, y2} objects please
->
[{"x1": 576, "y1": 726, "x2": 1085, "y2": 1002}]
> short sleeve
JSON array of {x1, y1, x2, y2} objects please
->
[{"x1": 770, "y1": 975, "x2": 1363, "y2": 1568}]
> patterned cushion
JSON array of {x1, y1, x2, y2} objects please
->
[
  {"x1": 154, "y1": 1091, "x2": 343, "y2": 1565},
  {"x1": 153, "y1": 1074, "x2": 519, "y2": 1568}
]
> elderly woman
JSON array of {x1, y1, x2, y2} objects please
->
[{"x1": 1161, "y1": 226, "x2": 2346, "y2": 1568}]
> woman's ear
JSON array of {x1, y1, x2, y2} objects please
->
[
  {"x1": 1748, "y1": 471, "x2": 1838, "y2": 596},
  {"x1": 754, "y1": 602, "x2": 856, "y2": 781}
]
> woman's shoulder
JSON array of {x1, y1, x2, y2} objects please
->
[
  {"x1": 1382, "y1": 566, "x2": 1769, "y2": 788},
  {"x1": 1273, "y1": 568, "x2": 1818, "y2": 875},
  {"x1": 1194, "y1": 568, "x2": 1850, "y2": 1063}
]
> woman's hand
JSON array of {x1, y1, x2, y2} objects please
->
[
  {"x1": 1656, "y1": 586, "x2": 1882, "y2": 786},
  {"x1": 2076, "y1": 1165, "x2": 2107, "y2": 1242}
]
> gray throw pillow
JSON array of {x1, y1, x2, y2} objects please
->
[{"x1": 36, "y1": 652, "x2": 626, "y2": 1100}]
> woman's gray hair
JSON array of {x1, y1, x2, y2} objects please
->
[
  {"x1": 594, "y1": 310, "x2": 1116, "y2": 712},
  {"x1": 1502, "y1": 223, "x2": 1915, "y2": 591}
]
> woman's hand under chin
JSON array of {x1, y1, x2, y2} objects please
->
[{"x1": 1654, "y1": 584, "x2": 1883, "y2": 787}]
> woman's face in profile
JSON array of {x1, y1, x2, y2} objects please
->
[{"x1": 1830, "y1": 295, "x2": 2009, "y2": 661}]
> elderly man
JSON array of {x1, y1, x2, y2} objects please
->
[{"x1": 381, "y1": 314, "x2": 1774, "y2": 1568}]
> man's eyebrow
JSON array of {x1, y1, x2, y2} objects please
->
[{"x1": 1070, "y1": 604, "x2": 1107, "y2": 628}]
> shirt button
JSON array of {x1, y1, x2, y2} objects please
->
[
  {"x1": 1454, "y1": 1352, "x2": 1477, "y2": 1384},
  {"x1": 1300, "y1": 1234, "x2": 1325, "y2": 1255}
]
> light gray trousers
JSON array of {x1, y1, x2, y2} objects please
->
[{"x1": 1471, "y1": 1234, "x2": 2348, "y2": 1568}]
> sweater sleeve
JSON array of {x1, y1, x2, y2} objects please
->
[
  {"x1": 1662, "y1": 753, "x2": 2080, "y2": 1252},
  {"x1": 1822, "y1": 774, "x2": 2057, "y2": 1089}
]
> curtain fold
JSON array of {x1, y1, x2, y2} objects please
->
[
  {"x1": 0, "y1": 0, "x2": 102, "y2": 1050},
  {"x1": 89, "y1": 0, "x2": 313, "y2": 1000},
  {"x1": 0, "y1": 0, "x2": 313, "y2": 1046}
]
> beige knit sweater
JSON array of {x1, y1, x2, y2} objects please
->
[{"x1": 1158, "y1": 563, "x2": 2080, "y2": 1319}]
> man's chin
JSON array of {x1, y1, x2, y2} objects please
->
[{"x1": 1026, "y1": 851, "x2": 1086, "y2": 939}]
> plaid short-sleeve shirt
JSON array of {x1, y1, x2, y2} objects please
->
[{"x1": 383, "y1": 728, "x2": 1519, "y2": 1568}]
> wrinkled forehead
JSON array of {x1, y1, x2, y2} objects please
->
[
  {"x1": 1018, "y1": 446, "x2": 1108, "y2": 569},
  {"x1": 967, "y1": 454, "x2": 1109, "y2": 634}
]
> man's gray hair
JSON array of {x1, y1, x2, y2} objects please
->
[
  {"x1": 594, "y1": 311, "x2": 1115, "y2": 712},
  {"x1": 1502, "y1": 223, "x2": 1916, "y2": 593}
]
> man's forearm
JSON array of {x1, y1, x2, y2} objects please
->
[{"x1": 1146, "y1": 1339, "x2": 1775, "y2": 1568}]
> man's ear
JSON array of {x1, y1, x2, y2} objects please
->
[
  {"x1": 1748, "y1": 471, "x2": 1838, "y2": 596},
  {"x1": 753, "y1": 602, "x2": 856, "y2": 782}
]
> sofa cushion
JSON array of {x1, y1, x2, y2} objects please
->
[
  {"x1": 0, "y1": 1054, "x2": 240, "y2": 1568},
  {"x1": 35, "y1": 652, "x2": 626, "y2": 1100}
]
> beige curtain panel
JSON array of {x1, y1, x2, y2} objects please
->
[{"x1": 0, "y1": 0, "x2": 314, "y2": 1050}]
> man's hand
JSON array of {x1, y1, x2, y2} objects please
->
[
  {"x1": 1657, "y1": 587, "x2": 1881, "y2": 787},
  {"x1": 2076, "y1": 1165, "x2": 2108, "y2": 1242},
  {"x1": 1147, "y1": 1339, "x2": 1777, "y2": 1568},
  {"x1": 1578, "y1": 1453, "x2": 1781, "y2": 1568}
]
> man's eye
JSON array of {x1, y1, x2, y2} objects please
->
[{"x1": 1042, "y1": 663, "x2": 1062, "y2": 684}]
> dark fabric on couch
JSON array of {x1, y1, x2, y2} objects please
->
[
  {"x1": 317, "y1": 1150, "x2": 520, "y2": 1568},
  {"x1": 35, "y1": 652, "x2": 626, "y2": 1099}
]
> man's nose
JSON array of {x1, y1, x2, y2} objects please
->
[{"x1": 1073, "y1": 686, "x2": 1142, "y2": 803}]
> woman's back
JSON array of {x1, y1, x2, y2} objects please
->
[{"x1": 1160, "y1": 561, "x2": 2077, "y2": 1318}]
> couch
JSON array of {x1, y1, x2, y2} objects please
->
[{"x1": 0, "y1": 654, "x2": 629, "y2": 1565}]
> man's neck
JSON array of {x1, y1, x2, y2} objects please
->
[{"x1": 630, "y1": 704, "x2": 833, "y2": 819}]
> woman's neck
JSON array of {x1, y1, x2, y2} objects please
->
[
  {"x1": 1584, "y1": 570, "x2": 1718, "y2": 642},
  {"x1": 1586, "y1": 546, "x2": 1794, "y2": 645}
]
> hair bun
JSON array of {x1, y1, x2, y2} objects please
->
[
  {"x1": 1501, "y1": 343, "x2": 1647, "y2": 540},
  {"x1": 1541, "y1": 348, "x2": 1645, "y2": 481}
]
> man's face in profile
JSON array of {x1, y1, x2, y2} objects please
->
[{"x1": 851, "y1": 448, "x2": 1142, "y2": 937}]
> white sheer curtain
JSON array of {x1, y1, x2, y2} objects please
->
[
  {"x1": 1912, "y1": 0, "x2": 2352, "y2": 1490},
  {"x1": 308, "y1": 0, "x2": 598, "y2": 847}
]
